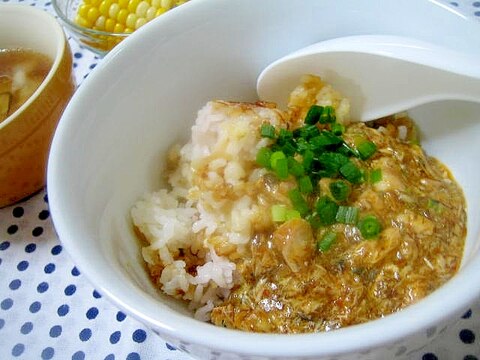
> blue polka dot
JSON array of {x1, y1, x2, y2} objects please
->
[
  {"x1": 463, "y1": 309, "x2": 472, "y2": 319},
  {"x1": 72, "y1": 351, "x2": 85, "y2": 360},
  {"x1": 7, "y1": 225, "x2": 18, "y2": 235},
  {"x1": 37, "y1": 282, "x2": 49, "y2": 293},
  {"x1": 9, "y1": 279, "x2": 21, "y2": 290},
  {"x1": 473, "y1": 1, "x2": 480, "y2": 7},
  {"x1": 51, "y1": 245, "x2": 62, "y2": 255},
  {"x1": 17, "y1": 260, "x2": 29, "y2": 271},
  {"x1": 64, "y1": 284, "x2": 76, "y2": 296},
  {"x1": 20, "y1": 322, "x2": 33, "y2": 335},
  {"x1": 132, "y1": 329, "x2": 147, "y2": 343},
  {"x1": 110, "y1": 331, "x2": 121, "y2": 344},
  {"x1": 41, "y1": 347, "x2": 54, "y2": 360},
  {"x1": 89, "y1": 63, "x2": 97, "y2": 70},
  {"x1": 0, "y1": 258, "x2": 2, "y2": 266},
  {"x1": 166, "y1": 343, "x2": 176, "y2": 351},
  {"x1": 0, "y1": 241, "x2": 10, "y2": 250},
  {"x1": 459, "y1": 329, "x2": 476, "y2": 344},
  {"x1": 44, "y1": 263, "x2": 56, "y2": 274},
  {"x1": 29, "y1": 301, "x2": 41, "y2": 313},
  {"x1": 126, "y1": 353, "x2": 140, "y2": 360},
  {"x1": 57, "y1": 304, "x2": 69, "y2": 316},
  {"x1": 104, "y1": 355, "x2": 115, "y2": 360},
  {"x1": 74, "y1": 52, "x2": 83, "y2": 59},
  {"x1": 79, "y1": 328, "x2": 92, "y2": 341},
  {"x1": 475, "y1": 11, "x2": 480, "y2": 16},
  {"x1": 49, "y1": 325, "x2": 62, "y2": 338},
  {"x1": 93, "y1": 290, "x2": 101, "y2": 298},
  {"x1": 116, "y1": 311, "x2": 126, "y2": 321},
  {"x1": 86, "y1": 307, "x2": 99, "y2": 320},
  {"x1": 71, "y1": 267, "x2": 80, "y2": 276},
  {"x1": 0, "y1": 318, "x2": 5, "y2": 329},
  {"x1": 12, "y1": 343, "x2": 25, "y2": 357},
  {"x1": 25, "y1": 243, "x2": 36, "y2": 253},
  {"x1": 1, "y1": 298, "x2": 13, "y2": 310}
]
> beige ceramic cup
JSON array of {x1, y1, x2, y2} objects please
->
[{"x1": 0, "y1": 5, "x2": 75, "y2": 207}]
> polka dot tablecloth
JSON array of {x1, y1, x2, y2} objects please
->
[{"x1": 1, "y1": 1, "x2": 480, "y2": 359}]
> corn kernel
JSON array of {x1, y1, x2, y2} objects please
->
[
  {"x1": 124, "y1": 27, "x2": 134, "y2": 33},
  {"x1": 116, "y1": 8, "x2": 128, "y2": 24},
  {"x1": 99, "y1": 0, "x2": 112, "y2": 16},
  {"x1": 135, "y1": 17, "x2": 147, "y2": 29},
  {"x1": 95, "y1": 15, "x2": 106, "y2": 30},
  {"x1": 113, "y1": 23, "x2": 125, "y2": 33},
  {"x1": 105, "y1": 18, "x2": 115, "y2": 32},
  {"x1": 127, "y1": 0, "x2": 141, "y2": 13},
  {"x1": 125, "y1": 13, "x2": 137, "y2": 29},
  {"x1": 77, "y1": 4, "x2": 91, "y2": 18},
  {"x1": 136, "y1": 1, "x2": 149, "y2": 17},
  {"x1": 145, "y1": 6, "x2": 156, "y2": 21},
  {"x1": 118, "y1": 0, "x2": 129, "y2": 8},
  {"x1": 151, "y1": 0, "x2": 161, "y2": 8},
  {"x1": 108, "y1": 3, "x2": 120, "y2": 19},
  {"x1": 161, "y1": 0, "x2": 172, "y2": 10},
  {"x1": 155, "y1": 7, "x2": 166, "y2": 17},
  {"x1": 75, "y1": 15, "x2": 92, "y2": 28},
  {"x1": 87, "y1": 7, "x2": 101, "y2": 23}
]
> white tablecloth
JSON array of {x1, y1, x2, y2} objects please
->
[{"x1": 1, "y1": 0, "x2": 479, "y2": 359}]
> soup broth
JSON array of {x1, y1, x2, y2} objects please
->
[{"x1": 0, "y1": 48, "x2": 52, "y2": 123}]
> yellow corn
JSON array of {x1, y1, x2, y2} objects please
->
[{"x1": 75, "y1": 0, "x2": 189, "y2": 34}]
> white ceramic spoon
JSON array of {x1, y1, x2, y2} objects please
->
[{"x1": 257, "y1": 35, "x2": 480, "y2": 122}]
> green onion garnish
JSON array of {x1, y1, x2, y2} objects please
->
[
  {"x1": 288, "y1": 188, "x2": 310, "y2": 217},
  {"x1": 304, "y1": 105, "x2": 324, "y2": 125},
  {"x1": 335, "y1": 206, "x2": 359, "y2": 224},
  {"x1": 271, "y1": 204, "x2": 287, "y2": 222},
  {"x1": 339, "y1": 161, "x2": 363, "y2": 184},
  {"x1": 256, "y1": 147, "x2": 272, "y2": 168},
  {"x1": 329, "y1": 180, "x2": 351, "y2": 201},
  {"x1": 260, "y1": 124, "x2": 276, "y2": 138},
  {"x1": 287, "y1": 157, "x2": 304, "y2": 177},
  {"x1": 285, "y1": 209, "x2": 301, "y2": 220},
  {"x1": 319, "y1": 106, "x2": 336, "y2": 124},
  {"x1": 356, "y1": 140, "x2": 377, "y2": 160},
  {"x1": 317, "y1": 231, "x2": 337, "y2": 252},
  {"x1": 274, "y1": 158, "x2": 289, "y2": 179},
  {"x1": 315, "y1": 196, "x2": 339, "y2": 225},
  {"x1": 331, "y1": 122, "x2": 345, "y2": 136},
  {"x1": 358, "y1": 215, "x2": 382, "y2": 239},
  {"x1": 270, "y1": 151, "x2": 286, "y2": 169},
  {"x1": 302, "y1": 149, "x2": 314, "y2": 171},
  {"x1": 298, "y1": 175, "x2": 313, "y2": 194},
  {"x1": 369, "y1": 168, "x2": 382, "y2": 184}
]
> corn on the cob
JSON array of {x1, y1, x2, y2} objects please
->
[{"x1": 75, "y1": 0, "x2": 189, "y2": 33}]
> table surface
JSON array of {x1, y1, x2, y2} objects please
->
[{"x1": 1, "y1": 1, "x2": 480, "y2": 359}]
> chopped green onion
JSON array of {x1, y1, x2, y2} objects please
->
[
  {"x1": 256, "y1": 147, "x2": 272, "y2": 168},
  {"x1": 277, "y1": 128, "x2": 293, "y2": 144},
  {"x1": 318, "y1": 152, "x2": 350, "y2": 174},
  {"x1": 315, "y1": 196, "x2": 339, "y2": 225},
  {"x1": 285, "y1": 209, "x2": 301, "y2": 220},
  {"x1": 356, "y1": 140, "x2": 377, "y2": 160},
  {"x1": 270, "y1": 151, "x2": 286, "y2": 169},
  {"x1": 271, "y1": 204, "x2": 287, "y2": 222},
  {"x1": 331, "y1": 122, "x2": 345, "y2": 136},
  {"x1": 281, "y1": 141, "x2": 297, "y2": 156},
  {"x1": 298, "y1": 175, "x2": 314, "y2": 194},
  {"x1": 288, "y1": 157, "x2": 304, "y2": 177},
  {"x1": 294, "y1": 124, "x2": 320, "y2": 140},
  {"x1": 274, "y1": 157, "x2": 289, "y2": 179},
  {"x1": 319, "y1": 106, "x2": 336, "y2": 124},
  {"x1": 339, "y1": 161, "x2": 363, "y2": 184},
  {"x1": 307, "y1": 213, "x2": 322, "y2": 229},
  {"x1": 304, "y1": 105, "x2": 324, "y2": 125},
  {"x1": 369, "y1": 168, "x2": 382, "y2": 184},
  {"x1": 358, "y1": 215, "x2": 382, "y2": 239},
  {"x1": 302, "y1": 149, "x2": 314, "y2": 171},
  {"x1": 317, "y1": 231, "x2": 337, "y2": 252},
  {"x1": 260, "y1": 124, "x2": 276, "y2": 138},
  {"x1": 288, "y1": 188, "x2": 310, "y2": 217},
  {"x1": 335, "y1": 206, "x2": 359, "y2": 224},
  {"x1": 329, "y1": 180, "x2": 351, "y2": 201},
  {"x1": 310, "y1": 131, "x2": 343, "y2": 150}
]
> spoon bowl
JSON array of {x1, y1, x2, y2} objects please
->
[{"x1": 257, "y1": 35, "x2": 480, "y2": 121}]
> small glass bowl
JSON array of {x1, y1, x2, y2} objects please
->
[{"x1": 52, "y1": 0, "x2": 129, "y2": 57}]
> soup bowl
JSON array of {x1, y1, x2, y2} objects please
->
[
  {"x1": 47, "y1": 0, "x2": 480, "y2": 359},
  {"x1": 0, "y1": 4, "x2": 75, "y2": 208}
]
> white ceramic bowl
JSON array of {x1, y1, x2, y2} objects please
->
[{"x1": 47, "y1": 1, "x2": 480, "y2": 359}]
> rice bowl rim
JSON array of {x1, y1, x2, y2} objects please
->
[{"x1": 47, "y1": 0, "x2": 480, "y2": 356}]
